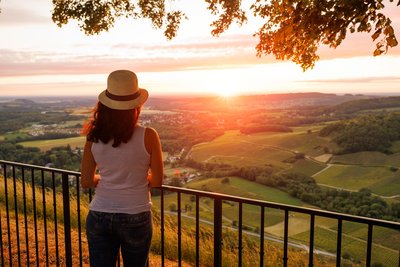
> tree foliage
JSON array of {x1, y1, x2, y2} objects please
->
[
  {"x1": 320, "y1": 113, "x2": 400, "y2": 153},
  {"x1": 50, "y1": 0, "x2": 399, "y2": 70}
]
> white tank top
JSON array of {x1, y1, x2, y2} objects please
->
[{"x1": 89, "y1": 125, "x2": 152, "y2": 214}]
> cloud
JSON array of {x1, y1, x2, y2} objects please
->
[
  {"x1": 0, "y1": 36, "x2": 274, "y2": 77},
  {"x1": 299, "y1": 76, "x2": 400, "y2": 84},
  {"x1": 0, "y1": 5, "x2": 50, "y2": 25}
]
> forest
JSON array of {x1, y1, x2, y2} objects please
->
[{"x1": 320, "y1": 113, "x2": 400, "y2": 154}]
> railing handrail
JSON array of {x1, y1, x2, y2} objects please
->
[
  {"x1": 1, "y1": 159, "x2": 399, "y2": 230},
  {"x1": 0, "y1": 160, "x2": 81, "y2": 176},
  {"x1": 162, "y1": 185, "x2": 400, "y2": 230}
]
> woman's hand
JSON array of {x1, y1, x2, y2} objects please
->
[{"x1": 93, "y1": 174, "x2": 101, "y2": 187}]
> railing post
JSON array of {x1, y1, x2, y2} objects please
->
[
  {"x1": 62, "y1": 173, "x2": 72, "y2": 267},
  {"x1": 214, "y1": 198, "x2": 222, "y2": 267},
  {"x1": 161, "y1": 189, "x2": 165, "y2": 267}
]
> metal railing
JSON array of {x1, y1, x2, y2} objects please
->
[{"x1": 0, "y1": 160, "x2": 399, "y2": 266}]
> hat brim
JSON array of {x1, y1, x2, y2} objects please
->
[{"x1": 98, "y1": 88, "x2": 149, "y2": 110}]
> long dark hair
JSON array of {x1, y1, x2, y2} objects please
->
[{"x1": 82, "y1": 102, "x2": 141, "y2": 147}]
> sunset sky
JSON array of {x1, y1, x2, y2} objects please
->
[{"x1": 0, "y1": 0, "x2": 399, "y2": 97}]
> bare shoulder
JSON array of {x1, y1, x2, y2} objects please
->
[
  {"x1": 145, "y1": 127, "x2": 160, "y2": 140},
  {"x1": 144, "y1": 127, "x2": 161, "y2": 153},
  {"x1": 84, "y1": 140, "x2": 93, "y2": 150}
]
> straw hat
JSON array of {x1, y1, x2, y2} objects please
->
[{"x1": 98, "y1": 70, "x2": 148, "y2": 110}]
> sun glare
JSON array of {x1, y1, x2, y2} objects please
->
[{"x1": 218, "y1": 88, "x2": 237, "y2": 98}]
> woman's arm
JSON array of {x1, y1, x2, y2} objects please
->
[
  {"x1": 80, "y1": 141, "x2": 100, "y2": 188},
  {"x1": 145, "y1": 127, "x2": 164, "y2": 188}
]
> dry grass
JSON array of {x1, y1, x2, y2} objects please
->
[{"x1": 0, "y1": 212, "x2": 191, "y2": 266}]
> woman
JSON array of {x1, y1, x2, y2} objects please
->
[{"x1": 81, "y1": 70, "x2": 164, "y2": 266}]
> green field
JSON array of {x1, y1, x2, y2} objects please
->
[
  {"x1": 153, "y1": 177, "x2": 304, "y2": 230},
  {"x1": 313, "y1": 165, "x2": 398, "y2": 196},
  {"x1": 250, "y1": 130, "x2": 335, "y2": 157},
  {"x1": 18, "y1": 136, "x2": 86, "y2": 151},
  {"x1": 3, "y1": 132, "x2": 30, "y2": 141},
  {"x1": 292, "y1": 226, "x2": 399, "y2": 266},
  {"x1": 390, "y1": 141, "x2": 400, "y2": 153},
  {"x1": 289, "y1": 159, "x2": 327, "y2": 176},
  {"x1": 189, "y1": 129, "x2": 334, "y2": 168},
  {"x1": 187, "y1": 177, "x2": 303, "y2": 206},
  {"x1": 189, "y1": 128, "x2": 400, "y2": 197},
  {"x1": 331, "y1": 151, "x2": 400, "y2": 167}
]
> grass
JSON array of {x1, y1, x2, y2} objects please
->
[
  {"x1": 18, "y1": 136, "x2": 86, "y2": 151},
  {"x1": 3, "y1": 132, "x2": 30, "y2": 141},
  {"x1": 291, "y1": 226, "x2": 399, "y2": 267},
  {"x1": 367, "y1": 173, "x2": 400, "y2": 196},
  {"x1": 331, "y1": 151, "x2": 400, "y2": 167},
  {"x1": 189, "y1": 129, "x2": 338, "y2": 169},
  {"x1": 389, "y1": 140, "x2": 400, "y2": 153},
  {"x1": 190, "y1": 133, "x2": 294, "y2": 168},
  {"x1": 186, "y1": 177, "x2": 303, "y2": 206},
  {"x1": 153, "y1": 176, "x2": 304, "y2": 231},
  {"x1": 289, "y1": 159, "x2": 327, "y2": 176},
  {"x1": 313, "y1": 165, "x2": 397, "y2": 195}
]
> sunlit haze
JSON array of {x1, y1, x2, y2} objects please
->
[{"x1": 0, "y1": 0, "x2": 400, "y2": 97}]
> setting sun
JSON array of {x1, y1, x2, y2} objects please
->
[{"x1": 218, "y1": 87, "x2": 237, "y2": 97}]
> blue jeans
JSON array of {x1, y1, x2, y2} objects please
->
[{"x1": 86, "y1": 210, "x2": 152, "y2": 267}]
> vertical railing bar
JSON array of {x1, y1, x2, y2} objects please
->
[
  {"x1": 195, "y1": 195, "x2": 200, "y2": 267},
  {"x1": 88, "y1": 188, "x2": 93, "y2": 202},
  {"x1": 31, "y1": 168, "x2": 39, "y2": 267},
  {"x1": 22, "y1": 167, "x2": 30, "y2": 266},
  {"x1": 52, "y1": 172, "x2": 60, "y2": 267},
  {"x1": 12, "y1": 166, "x2": 22, "y2": 266},
  {"x1": 214, "y1": 198, "x2": 222, "y2": 267},
  {"x1": 260, "y1": 206, "x2": 265, "y2": 267},
  {"x1": 283, "y1": 210, "x2": 289, "y2": 267},
  {"x1": 41, "y1": 170, "x2": 49, "y2": 267},
  {"x1": 0, "y1": 165, "x2": 5, "y2": 267},
  {"x1": 336, "y1": 219, "x2": 342, "y2": 267},
  {"x1": 3, "y1": 164, "x2": 12, "y2": 267},
  {"x1": 76, "y1": 175, "x2": 83, "y2": 267},
  {"x1": 161, "y1": 189, "x2": 165, "y2": 267},
  {"x1": 366, "y1": 224, "x2": 373, "y2": 266},
  {"x1": 0, "y1": 206, "x2": 4, "y2": 267},
  {"x1": 238, "y1": 202, "x2": 243, "y2": 267},
  {"x1": 62, "y1": 173, "x2": 72, "y2": 267},
  {"x1": 309, "y1": 214, "x2": 315, "y2": 267},
  {"x1": 177, "y1": 192, "x2": 182, "y2": 267}
]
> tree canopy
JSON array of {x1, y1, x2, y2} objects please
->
[{"x1": 44, "y1": 1, "x2": 400, "y2": 69}]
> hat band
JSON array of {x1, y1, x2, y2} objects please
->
[{"x1": 105, "y1": 90, "x2": 140, "y2": 101}]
